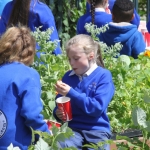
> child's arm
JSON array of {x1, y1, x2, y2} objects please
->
[
  {"x1": 132, "y1": 32, "x2": 146, "y2": 58},
  {"x1": 0, "y1": 2, "x2": 11, "y2": 36},
  {"x1": 130, "y1": 9, "x2": 140, "y2": 28},
  {"x1": 19, "y1": 71, "x2": 50, "y2": 134},
  {"x1": 56, "y1": 70, "x2": 115, "y2": 117},
  {"x1": 147, "y1": 14, "x2": 150, "y2": 33},
  {"x1": 35, "y1": 4, "x2": 62, "y2": 55}
]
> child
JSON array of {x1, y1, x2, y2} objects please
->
[
  {"x1": 0, "y1": 0, "x2": 61, "y2": 56},
  {"x1": 0, "y1": 0, "x2": 11, "y2": 16},
  {"x1": 99, "y1": 0, "x2": 145, "y2": 59},
  {"x1": 80, "y1": 0, "x2": 140, "y2": 35},
  {"x1": 108, "y1": 0, "x2": 140, "y2": 28},
  {"x1": 53, "y1": 34, "x2": 115, "y2": 150},
  {"x1": 77, "y1": 0, "x2": 112, "y2": 34},
  {"x1": 147, "y1": 14, "x2": 150, "y2": 33},
  {"x1": 0, "y1": 26, "x2": 50, "y2": 149}
]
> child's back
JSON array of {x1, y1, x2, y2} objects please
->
[
  {"x1": 77, "y1": 0, "x2": 112, "y2": 34},
  {"x1": 99, "y1": 0, "x2": 145, "y2": 59}
]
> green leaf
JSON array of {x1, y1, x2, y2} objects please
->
[
  {"x1": 51, "y1": 125, "x2": 59, "y2": 135},
  {"x1": 143, "y1": 92, "x2": 150, "y2": 103},
  {"x1": 119, "y1": 55, "x2": 131, "y2": 66},
  {"x1": 34, "y1": 138, "x2": 50, "y2": 150},
  {"x1": 48, "y1": 100, "x2": 56, "y2": 111},
  {"x1": 132, "y1": 107, "x2": 147, "y2": 127}
]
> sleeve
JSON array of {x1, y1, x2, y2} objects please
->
[
  {"x1": 86, "y1": 2, "x2": 90, "y2": 13},
  {"x1": 76, "y1": 18, "x2": 82, "y2": 34},
  {"x1": 36, "y1": 5, "x2": 62, "y2": 55},
  {"x1": 132, "y1": 32, "x2": 146, "y2": 58},
  {"x1": 147, "y1": 14, "x2": 150, "y2": 33},
  {"x1": 66, "y1": 70, "x2": 115, "y2": 117},
  {"x1": 19, "y1": 70, "x2": 50, "y2": 133},
  {"x1": 130, "y1": 9, "x2": 140, "y2": 28},
  {"x1": 0, "y1": 2, "x2": 11, "y2": 36}
]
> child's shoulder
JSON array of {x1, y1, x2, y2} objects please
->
[
  {"x1": 96, "y1": 66, "x2": 112, "y2": 77},
  {"x1": 63, "y1": 70, "x2": 73, "y2": 77}
]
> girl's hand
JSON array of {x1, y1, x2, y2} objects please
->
[
  {"x1": 56, "y1": 108, "x2": 66, "y2": 121},
  {"x1": 55, "y1": 81, "x2": 71, "y2": 96}
]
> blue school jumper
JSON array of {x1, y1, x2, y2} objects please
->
[
  {"x1": 0, "y1": 0, "x2": 61, "y2": 55},
  {"x1": 53, "y1": 65, "x2": 115, "y2": 149},
  {"x1": 99, "y1": 22, "x2": 146, "y2": 59},
  {"x1": 0, "y1": 62, "x2": 49, "y2": 150},
  {"x1": 85, "y1": 2, "x2": 140, "y2": 28},
  {"x1": 77, "y1": 9, "x2": 112, "y2": 34},
  {"x1": 0, "y1": 0, "x2": 11, "y2": 15}
]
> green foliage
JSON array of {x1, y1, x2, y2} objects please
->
[
  {"x1": 32, "y1": 27, "x2": 70, "y2": 120},
  {"x1": 49, "y1": 0, "x2": 86, "y2": 47},
  {"x1": 85, "y1": 22, "x2": 150, "y2": 132},
  {"x1": 28, "y1": 123, "x2": 76, "y2": 150}
]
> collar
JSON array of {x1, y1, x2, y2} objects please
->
[
  {"x1": 95, "y1": 8, "x2": 105, "y2": 12},
  {"x1": 69, "y1": 63, "x2": 98, "y2": 77},
  {"x1": 109, "y1": 22, "x2": 132, "y2": 26}
]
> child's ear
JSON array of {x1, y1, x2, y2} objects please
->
[
  {"x1": 131, "y1": 14, "x2": 135, "y2": 21},
  {"x1": 88, "y1": 52, "x2": 94, "y2": 60}
]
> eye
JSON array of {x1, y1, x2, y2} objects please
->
[
  {"x1": 74, "y1": 57, "x2": 80, "y2": 60},
  {"x1": 68, "y1": 58, "x2": 71, "y2": 62}
]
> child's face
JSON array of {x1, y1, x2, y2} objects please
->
[{"x1": 67, "y1": 46, "x2": 91, "y2": 76}]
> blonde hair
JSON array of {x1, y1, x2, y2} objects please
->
[
  {"x1": 0, "y1": 26, "x2": 36, "y2": 66},
  {"x1": 65, "y1": 34, "x2": 104, "y2": 68}
]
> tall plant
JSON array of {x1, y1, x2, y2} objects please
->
[{"x1": 49, "y1": 0, "x2": 86, "y2": 47}]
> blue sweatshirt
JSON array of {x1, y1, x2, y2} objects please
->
[
  {"x1": 77, "y1": 11, "x2": 112, "y2": 34},
  {"x1": 84, "y1": 2, "x2": 140, "y2": 30},
  {"x1": 147, "y1": 23, "x2": 150, "y2": 33},
  {"x1": 0, "y1": 0, "x2": 61, "y2": 55},
  {"x1": 147, "y1": 14, "x2": 150, "y2": 33},
  {"x1": 53, "y1": 66, "x2": 115, "y2": 133},
  {"x1": 0, "y1": 62, "x2": 49, "y2": 150},
  {"x1": 107, "y1": 0, "x2": 140, "y2": 28},
  {"x1": 99, "y1": 22, "x2": 146, "y2": 59},
  {"x1": 0, "y1": 0, "x2": 11, "y2": 15}
]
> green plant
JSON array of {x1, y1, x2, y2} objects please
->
[
  {"x1": 50, "y1": 0, "x2": 86, "y2": 48},
  {"x1": 28, "y1": 122, "x2": 76, "y2": 150},
  {"x1": 32, "y1": 27, "x2": 70, "y2": 120}
]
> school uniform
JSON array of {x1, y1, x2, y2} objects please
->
[
  {"x1": 0, "y1": 62, "x2": 49, "y2": 150},
  {"x1": 77, "y1": 8, "x2": 112, "y2": 34},
  {"x1": 53, "y1": 63, "x2": 115, "y2": 150},
  {"x1": 99, "y1": 22, "x2": 146, "y2": 59},
  {"x1": 84, "y1": 2, "x2": 140, "y2": 30},
  {"x1": 108, "y1": 0, "x2": 140, "y2": 28},
  {"x1": 147, "y1": 14, "x2": 150, "y2": 33},
  {"x1": 0, "y1": 0, "x2": 61, "y2": 55},
  {"x1": 0, "y1": 0, "x2": 11, "y2": 15}
]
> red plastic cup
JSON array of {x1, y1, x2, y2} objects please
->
[
  {"x1": 56, "y1": 96, "x2": 72, "y2": 122},
  {"x1": 47, "y1": 120, "x2": 61, "y2": 129}
]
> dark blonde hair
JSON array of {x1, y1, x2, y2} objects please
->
[
  {"x1": 0, "y1": 26, "x2": 36, "y2": 66},
  {"x1": 65, "y1": 34, "x2": 104, "y2": 68}
]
